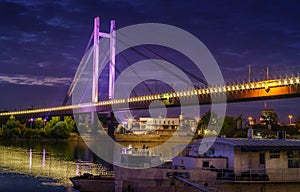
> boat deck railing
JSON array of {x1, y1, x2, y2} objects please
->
[
  {"x1": 214, "y1": 168, "x2": 300, "y2": 182},
  {"x1": 75, "y1": 161, "x2": 114, "y2": 177}
]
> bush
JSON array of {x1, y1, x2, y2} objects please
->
[
  {"x1": 22, "y1": 129, "x2": 41, "y2": 139},
  {"x1": 51, "y1": 121, "x2": 72, "y2": 139}
]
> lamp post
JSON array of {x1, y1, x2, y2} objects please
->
[
  {"x1": 30, "y1": 118, "x2": 34, "y2": 129},
  {"x1": 43, "y1": 118, "x2": 47, "y2": 130},
  {"x1": 288, "y1": 115, "x2": 293, "y2": 124},
  {"x1": 248, "y1": 116, "x2": 253, "y2": 125}
]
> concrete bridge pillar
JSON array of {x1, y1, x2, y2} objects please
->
[{"x1": 108, "y1": 111, "x2": 115, "y2": 139}]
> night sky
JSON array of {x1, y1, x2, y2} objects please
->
[{"x1": 0, "y1": 0, "x2": 300, "y2": 123}]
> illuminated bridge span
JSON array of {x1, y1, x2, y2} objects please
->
[{"x1": 0, "y1": 76, "x2": 299, "y2": 118}]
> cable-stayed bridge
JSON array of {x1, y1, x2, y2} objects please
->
[{"x1": 0, "y1": 18, "x2": 299, "y2": 121}]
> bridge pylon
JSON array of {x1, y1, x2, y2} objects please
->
[
  {"x1": 92, "y1": 17, "x2": 116, "y2": 136},
  {"x1": 93, "y1": 17, "x2": 116, "y2": 102}
]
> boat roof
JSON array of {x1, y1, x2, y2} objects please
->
[{"x1": 191, "y1": 137, "x2": 300, "y2": 151}]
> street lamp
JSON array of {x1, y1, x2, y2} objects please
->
[
  {"x1": 43, "y1": 118, "x2": 47, "y2": 130},
  {"x1": 288, "y1": 115, "x2": 293, "y2": 124},
  {"x1": 30, "y1": 118, "x2": 34, "y2": 129},
  {"x1": 248, "y1": 117, "x2": 253, "y2": 125}
]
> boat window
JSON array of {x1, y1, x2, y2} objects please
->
[
  {"x1": 259, "y1": 153, "x2": 265, "y2": 164},
  {"x1": 202, "y1": 161, "x2": 209, "y2": 168},
  {"x1": 269, "y1": 151, "x2": 280, "y2": 159}
]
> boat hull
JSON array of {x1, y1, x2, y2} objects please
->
[{"x1": 70, "y1": 177, "x2": 115, "y2": 192}]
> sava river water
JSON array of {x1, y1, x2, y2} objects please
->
[{"x1": 0, "y1": 139, "x2": 112, "y2": 192}]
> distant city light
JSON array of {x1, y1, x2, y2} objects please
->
[{"x1": 288, "y1": 115, "x2": 293, "y2": 124}]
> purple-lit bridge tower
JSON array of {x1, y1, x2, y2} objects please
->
[
  {"x1": 92, "y1": 17, "x2": 116, "y2": 102},
  {"x1": 91, "y1": 17, "x2": 116, "y2": 135}
]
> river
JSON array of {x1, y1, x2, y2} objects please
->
[{"x1": 0, "y1": 139, "x2": 113, "y2": 192}]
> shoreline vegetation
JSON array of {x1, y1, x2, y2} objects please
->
[
  {"x1": 0, "y1": 115, "x2": 78, "y2": 140},
  {"x1": 1, "y1": 112, "x2": 300, "y2": 141}
]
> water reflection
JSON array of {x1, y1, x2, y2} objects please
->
[{"x1": 0, "y1": 140, "x2": 112, "y2": 186}]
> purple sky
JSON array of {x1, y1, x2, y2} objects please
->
[{"x1": 0, "y1": 0, "x2": 300, "y2": 123}]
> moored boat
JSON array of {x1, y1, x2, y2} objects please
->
[{"x1": 70, "y1": 173, "x2": 115, "y2": 192}]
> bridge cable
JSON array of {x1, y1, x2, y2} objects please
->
[
  {"x1": 117, "y1": 32, "x2": 206, "y2": 89},
  {"x1": 141, "y1": 45, "x2": 208, "y2": 87},
  {"x1": 62, "y1": 32, "x2": 94, "y2": 105},
  {"x1": 118, "y1": 52, "x2": 153, "y2": 96},
  {"x1": 117, "y1": 41, "x2": 196, "y2": 91}
]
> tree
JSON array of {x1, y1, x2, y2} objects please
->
[
  {"x1": 51, "y1": 121, "x2": 72, "y2": 138},
  {"x1": 220, "y1": 116, "x2": 237, "y2": 137},
  {"x1": 2, "y1": 115, "x2": 25, "y2": 137},
  {"x1": 45, "y1": 116, "x2": 61, "y2": 129},
  {"x1": 260, "y1": 109, "x2": 279, "y2": 125},
  {"x1": 33, "y1": 118, "x2": 44, "y2": 129},
  {"x1": 5, "y1": 115, "x2": 21, "y2": 129},
  {"x1": 64, "y1": 116, "x2": 75, "y2": 132}
]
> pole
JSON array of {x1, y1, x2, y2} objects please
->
[{"x1": 248, "y1": 64, "x2": 251, "y2": 82}]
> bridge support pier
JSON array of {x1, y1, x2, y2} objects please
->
[{"x1": 107, "y1": 111, "x2": 115, "y2": 139}]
